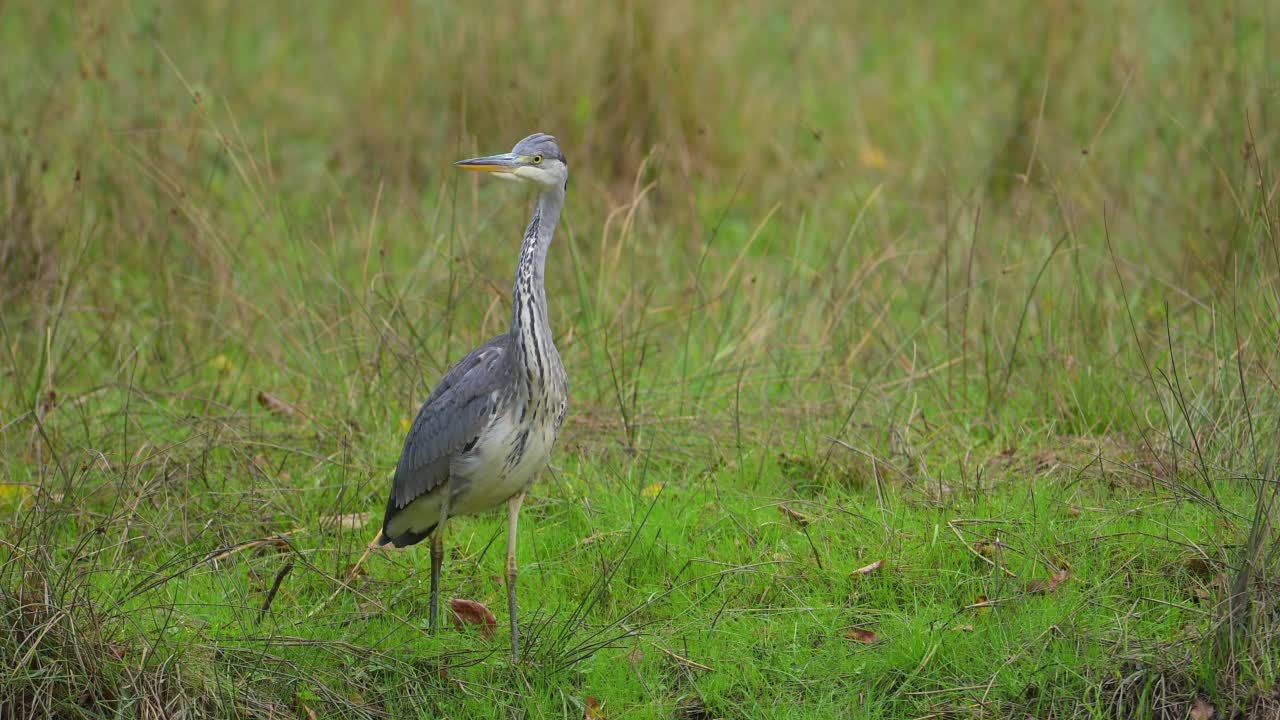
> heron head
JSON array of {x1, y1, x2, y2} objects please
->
[{"x1": 455, "y1": 133, "x2": 568, "y2": 190}]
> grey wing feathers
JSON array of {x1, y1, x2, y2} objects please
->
[{"x1": 389, "y1": 335, "x2": 510, "y2": 509}]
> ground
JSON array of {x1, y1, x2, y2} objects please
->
[{"x1": 2, "y1": 2, "x2": 1278, "y2": 718}]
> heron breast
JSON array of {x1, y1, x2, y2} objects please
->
[{"x1": 450, "y1": 408, "x2": 558, "y2": 516}]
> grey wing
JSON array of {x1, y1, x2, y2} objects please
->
[{"x1": 389, "y1": 335, "x2": 510, "y2": 510}]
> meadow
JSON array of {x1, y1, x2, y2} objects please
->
[{"x1": 2, "y1": 1, "x2": 1279, "y2": 717}]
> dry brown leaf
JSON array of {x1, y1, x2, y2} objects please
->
[
  {"x1": 952, "y1": 623, "x2": 974, "y2": 632},
  {"x1": 779, "y1": 504, "x2": 810, "y2": 527},
  {"x1": 1190, "y1": 697, "x2": 1215, "y2": 720},
  {"x1": 1047, "y1": 569, "x2": 1071, "y2": 591},
  {"x1": 449, "y1": 598, "x2": 497, "y2": 638},
  {"x1": 858, "y1": 142, "x2": 887, "y2": 170},
  {"x1": 257, "y1": 391, "x2": 301, "y2": 419},
  {"x1": 247, "y1": 537, "x2": 290, "y2": 557},
  {"x1": 38, "y1": 389, "x2": 57, "y2": 416},
  {"x1": 1024, "y1": 569, "x2": 1071, "y2": 595},
  {"x1": 1186, "y1": 556, "x2": 1216, "y2": 579},
  {"x1": 319, "y1": 512, "x2": 371, "y2": 532},
  {"x1": 853, "y1": 559, "x2": 885, "y2": 576},
  {"x1": 974, "y1": 539, "x2": 1006, "y2": 558},
  {"x1": 844, "y1": 628, "x2": 878, "y2": 643},
  {"x1": 1023, "y1": 579, "x2": 1050, "y2": 594},
  {"x1": 584, "y1": 696, "x2": 605, "y2": 720}
]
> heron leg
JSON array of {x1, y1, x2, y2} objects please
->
[
  {"x1": 429, "y1": 493, "x2": 452, "y2": 635},
  {"x1": 506, "y1": 489, "x2": 526, "y2": 662}
]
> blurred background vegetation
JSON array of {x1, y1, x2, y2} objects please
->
[{"x1": 3, "y1": 2, "x2": 1276, "y2": 424}]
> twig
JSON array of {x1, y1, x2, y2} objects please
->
[
  {"x1": 658, "y1": 646, "x2": 714, "y2": 672},
  {"x1": 206, "y1": 530, "x2": 301, "y2": 564},
  {"x1": 257, "y1": 559, "x2": 295, "y2": 623}
]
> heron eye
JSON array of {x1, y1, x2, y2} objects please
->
[{"x1": 531, "y1": 155, "x2": 543, "y2": 165}]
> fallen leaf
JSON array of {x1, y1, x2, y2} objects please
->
[
  {"x1": 858, "y1": 143, "x2": 887, "y2": 170},
  {"x1": 952, "y1": 623, "x2": 974, "y2": 632},
  {"x1": 844, "y1": 628, "x2": 879, "y2": 643},
  {"x1": 449, "y1": 598, "x2": 497, "y2": 638},
  {"x1": 1210, "y1": 572, "x2": 1229, "y2": 590},
  {"x1": 641, "y1": 482, "x2": 664, "y2": 498},
  {"x1": 210, "y1": 354, "x2": 235, "y2": 374},
  {"x1": 257, "y1": 391, "x2": 300, "y2": 419},
  {"x1": 1024, "y1": 569, "x2": 1071, "y2": 595},
  {"x1": 972, "y1": 594, "x2": 992, "y2": 614},
  {"x1": 1023, "y1": 579, "x2": 1050, "y2": 594},
  {"x1": 1066, "y1": 505, "x2": 1082, "y2": 517},
  {"x1": 584, "y1": 696, "x2": 605, "y2": 720},
  {"x1": 319, "y1": 512, "x2": 371, "y2": 532},
  {"x1": 1190, "y1": 697, "x2": 1215, "y2": 720},
  {"x1": 1047, "y1": 569, "x2": 1071, "y2": 591},
  {"x1": 779, "y1": 504, "x2": 810, "y2": 527},
  {"x1": 38, "y1": 388, "x2": 57, "y2": 416},
  {"x1": 974, "y1": 539, "x2": 1007, "y2": 558},
  {"x1": 853, "y1": 559, "x2": 885, "y2": 576},
  {"x1": 1186, "y1": 556, "x2": 1216, "y2": 579},
  {"x1": 248, "y1": 537, "x2": 290, "y2": 557}
]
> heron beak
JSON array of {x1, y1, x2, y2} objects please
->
[{"x1": 454, "y1": 153, "x2": 521, "y2": 173}]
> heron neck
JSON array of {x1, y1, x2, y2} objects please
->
[{"x1": 509, "y1": 185, "x2": 564, "y2": 383}]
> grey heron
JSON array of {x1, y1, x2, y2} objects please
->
[{"x1": 380, "y1": 133, "x2": 570, "y2": 663}]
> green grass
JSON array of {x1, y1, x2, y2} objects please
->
[{"x1": 3, "y1": 1, "x2": 1279, "y2": 717}]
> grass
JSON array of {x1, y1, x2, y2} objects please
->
[{"x1": 2, "y1": 0, "x2": 1279, "y2": 717}]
